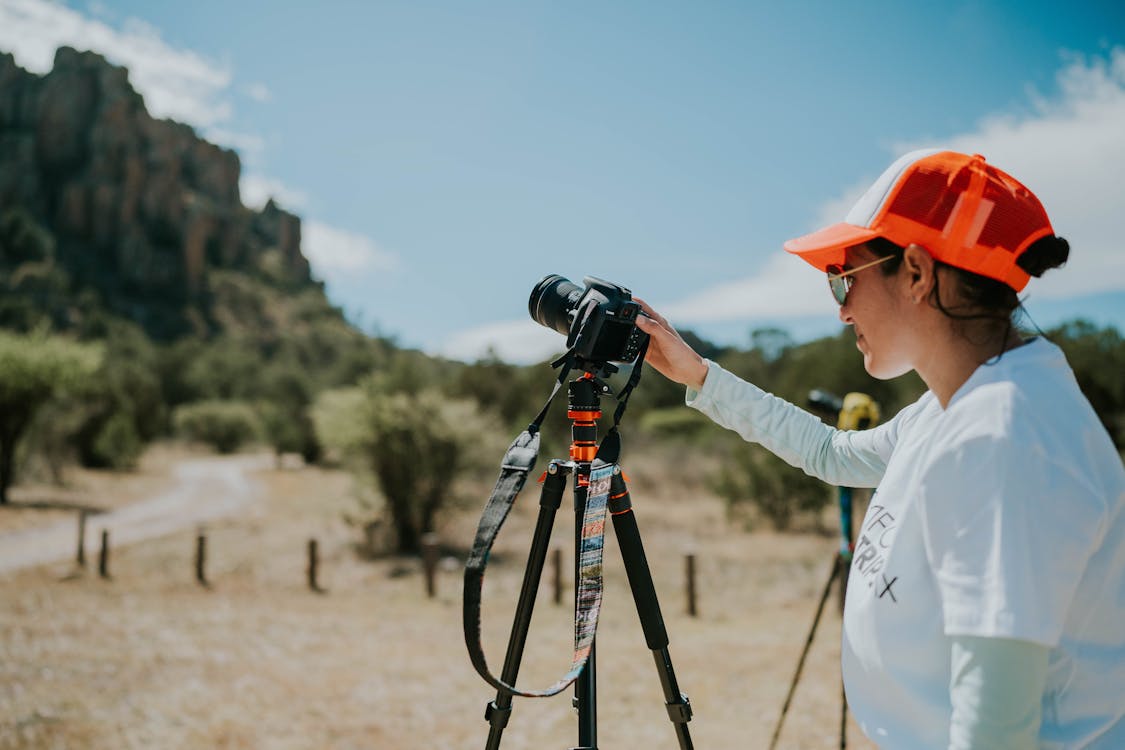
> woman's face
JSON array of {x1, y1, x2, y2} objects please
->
[{"x1": 837, "y1": 244, "x2": 916, "y2": 380}]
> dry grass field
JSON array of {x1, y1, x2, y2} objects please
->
[{"x1": 0, "y1": 444, "x2": 877, "y2": 750}]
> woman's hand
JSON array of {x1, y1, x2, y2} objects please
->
[{"x1": 633, "y1": 298, "x2": 709, "y2": 391}]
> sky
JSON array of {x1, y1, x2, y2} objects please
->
[{"x1": 1, "y1": 0, "x2": 1123, "y2": 363}]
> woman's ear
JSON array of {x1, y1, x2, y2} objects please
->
[{"x1": 901, "y1": 244, "x2": 935, "y2": 304}]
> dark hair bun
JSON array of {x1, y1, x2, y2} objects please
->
[{"x1": 1017, "y1": 235, "x2": 1069, "y2": 277}]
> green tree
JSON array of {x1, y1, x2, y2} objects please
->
[
  {"x1": 0, "y1": 330, "x2": 102, "y2": 502},
  {"x1": 1048, "y1": 320, "x2": 1125, "y2": 447},
  {"x1": 73, "y1": 321, "x2": 165, "y2": 469},
  {"x1": 718, "y1": 328, "x2": 925, "y2": 419},
  {"x1": 313, "y1": 378, "x2": 500, "y2": 554},
  {"x1": 181, "y1": 337, "x2": 267, "y2": 401},
  {"x1": 0, "y1": 207, "x2": 71, "y2": 332}
]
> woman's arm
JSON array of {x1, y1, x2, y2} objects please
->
[
  {"x1": 688, "y1": 359, "x2": 900, "y2": 487},
  {"x1": 635, "y1": 299, "x2": 903, "y2": 487}
]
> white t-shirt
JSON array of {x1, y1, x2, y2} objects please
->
[{"x1": 687, "y1": 337, "x2": 1125, "y2": 749}]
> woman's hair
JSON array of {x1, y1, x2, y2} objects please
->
[{"x1": 867, "y1": 234, "x2": 1070, "y2": 349}]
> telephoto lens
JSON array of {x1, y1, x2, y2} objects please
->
[{"x1": 528, "y1": 274, "x2": 584, "y2": 337}]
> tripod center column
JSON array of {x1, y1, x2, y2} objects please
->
[
  {"x1": 568, "y1": 374, "x2": 603, "y2": 748},
  {"x1": 568, "y1": 374, "x2": 602, "y2": 471}
]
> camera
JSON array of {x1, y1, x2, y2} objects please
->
[{"x1": 528, "y1": 274, "x2": 649, "y2": 366}]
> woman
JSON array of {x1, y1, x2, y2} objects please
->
[{"x1": 634, "y1": 150, "x2": 1125, "y2": 749}]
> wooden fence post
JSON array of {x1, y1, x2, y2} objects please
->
[
  {"x1": 685, "y1": 553, "x2": 698, "y2": 617},
  {"x1": 422, "y1": 533, "x2": 439, "y2": 599},
  {"x1": 308, "y1": 538, "x2": 323, "y2": 592},
  {"x1": 195, "y1": 532, "x2": 209, "y2": 587},
  {"x1": 75, "y1": 510, "x2": 87, "y2": 568},
  {"x1": 98, "y1": 530, "x2": 110, "y2": 579},
  {"x1": 552, "y1": 547, "x2": 563, "y2": 605}
]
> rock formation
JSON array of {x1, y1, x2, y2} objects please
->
[{"x1": 0, "y1": 46, "x2": 315, "y2": 340}]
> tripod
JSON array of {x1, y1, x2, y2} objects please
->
[
  {"x1": 769, "y1": 392, "x2": 881, "y2": 749},
  {"x1": 480, "y1": 373, "x2": 693, "y2": 750}
]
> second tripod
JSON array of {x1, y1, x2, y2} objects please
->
[{"x1": 481, "y1": 374, "x2": 694, "y2": 750}]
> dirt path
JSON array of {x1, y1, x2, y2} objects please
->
[{"x1": 0, "y1": 454, "x2": 270, "y2": 576}]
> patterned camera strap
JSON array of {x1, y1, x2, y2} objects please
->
[
  {"x1": 462, "y1": 343, "x2": 646, "y2": 697},
  {"x1": 463, "y1": 444, "x2": 613, "y2": 698}
]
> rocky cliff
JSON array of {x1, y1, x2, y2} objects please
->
[{"x1": 0, "y1": 46, "x2": 316, "y2": 340}]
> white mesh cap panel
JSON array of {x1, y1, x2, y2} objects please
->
[{"x1": 844, "y1": 148, "x2": 943, "y2": 228}]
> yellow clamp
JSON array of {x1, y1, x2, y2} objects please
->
[{"x1": 837, "y1": 392, "x2": 880, "y2": 431}]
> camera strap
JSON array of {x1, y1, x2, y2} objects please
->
[
  {"x1": 463, "y1": 349, "x2": 595, "y2": 697},
  {"x1": 463, "y1": 448, "x2": 614, "y2": 698},
  {"x1": 595, "y1": 337, "x2": 648, "y2": 465},
  {"x1": 462, "y1": 342, "x2": 647, "y2": 698}
]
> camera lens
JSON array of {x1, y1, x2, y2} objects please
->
[{"x1": 529, "y1": 274, "x2": 584, "y2": 336}]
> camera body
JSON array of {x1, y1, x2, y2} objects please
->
[{"x1": 529, "y1": 275, "x2": 648, "y2": 366}]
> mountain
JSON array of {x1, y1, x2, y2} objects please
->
[{"x1": 0, "y1": 46, "x2": 326, "y2": 341}]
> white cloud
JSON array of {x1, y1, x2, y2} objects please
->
[
  {"x1": 0, "y1": 0, "x2": 233, "y2": 128},
  {"x1": 664, "y1": 47, "x2": 1125, "y2": 325},
  {"x1": 661, "y1": 252, "x2": 838, "y2": 324},
  {"x1": 303, "y1": 221, "x2": 398, "y2": 281},
  {"x1": 240, "y1": 173, "x2": 309, "y2": 211},
  {"x1": 438, "y1": 319, "x2": 564, "y2": 365},
  {"x1": 894, "y1": 48, "x2": 1125, "y2": 300}
]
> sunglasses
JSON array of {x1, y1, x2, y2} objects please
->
[{"x1": 826, "y1": 255, "x2": 894, "y2": 305}]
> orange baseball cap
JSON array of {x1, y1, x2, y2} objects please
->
[{"x1": 783, "y1": 149, "x2": 1054, "y2": 292}]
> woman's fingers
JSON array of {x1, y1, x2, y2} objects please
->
[
  {"x1": 635, "y1": 310, "x2": 671, "y2": 340},
  {"x1": 634, "y1": 299, "x2": 680, "y2": 342},
  {"x1": 633, "y1": 297, "x2": 669, "y2": 328},
  {"x1": 633, "y1": 300, "x2": 707, "y2": 389}
]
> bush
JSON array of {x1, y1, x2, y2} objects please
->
[
  {"x1": 90, "y1": 411, "x2": 144, "y2": 469},
  {"x1": 173, "y1": 400, "x2": 260, "y2": 454},
  {"x1": 256, "y1": 364, "x2": 320, "y2": 463},
  {"x1": 258, "y1": 401, "x2": 319, "y2": 464},
  {"x1": 313, "y1": 379, "x2": 502, "y2": 554},
  {"x1": 637, "y1": 407, "x2": 716, "y2": 441},
  {"x1": 711, "y1": 441, "x2": 831, "y2": 530}
]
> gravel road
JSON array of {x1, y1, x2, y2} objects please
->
[{"x1": 0, "y1": 454, "x2": 268, "y2": 576}]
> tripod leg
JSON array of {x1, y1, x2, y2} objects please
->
[
  {"x1": 573, "y1": 478, "x2": 598, "y2": 750},
  {"x1": 484, "y1": 463, "x2": 569, "y2": 750},
  {"x1": 767, "y1": 551, "x2": 840, "y2": 750},
  {"x1": 607, "y1": 471, "x2": 694, "y2": 750}
]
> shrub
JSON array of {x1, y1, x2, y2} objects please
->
[
  {"x1": 637, "y1": 407, "x2": 716, "y2": 441},
  {"x1": 711, "y1": 441, "x2": 831, "y2": 530},
  {"x1": 90, "y1": 411, "x2": 144, "y2": 469},
  {"x1": 258, "y1": 401, "x2": 320, "y2": 464},
  {"x1": 313, "y1": 380, "x2": 501, "y2": 554},
  {"x1": 173, "y1": 400, "x2": 260, "y2": 454}
]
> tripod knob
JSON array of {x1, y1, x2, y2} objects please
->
[
  {"x1": 666, "y1": 694, "x2": 693, "y2": 723},
  {"x1": 484, "y1": 700, "x2": 513, "y2": 729}
]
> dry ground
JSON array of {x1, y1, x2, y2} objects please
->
[{"x1": 0, "y1": 443, "x2": 876, "y2": 749}]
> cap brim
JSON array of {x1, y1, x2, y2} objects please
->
[{"x1": 783, "y1": 222, "x2": 880, "y2": 271}]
